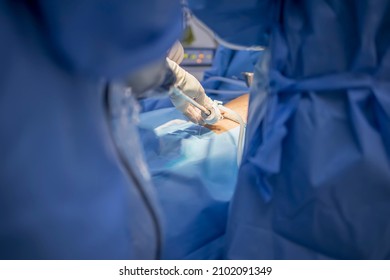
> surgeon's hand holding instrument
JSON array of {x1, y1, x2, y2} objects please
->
[
  {"x1": 167, "y1": 57, "x2": 222, "y2": 125},
  {"x1": 168, "y1": 83, "x2": 246, "y2": 166},
  {"x1": 126, "y1": 54, "x2": 246, "y2": 165}
]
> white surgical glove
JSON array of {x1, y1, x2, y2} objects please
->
[
  {"x1": 167, "y1": 57, "x2": 221, "y2": 125},
  {"x1": 167, "y1": 41, "x2": 184, "y2": 64}
]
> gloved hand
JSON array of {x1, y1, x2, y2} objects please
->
[
  {"x1": 167, "y1": 41, "x2": 184, "y2": 64},
  {"x1": 167, "y1": 57, "x2": 221, "y2": 125}
]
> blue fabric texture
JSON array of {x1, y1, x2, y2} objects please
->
[
  {"x1": 202, "y1": 46, "x2": 262, "y2": 102},
  {"x1": 138, "y1": 108, "x2": 240, "y2": 259},
  {"x1": 189, "y1": 0, "x2": 390, "y2": 259},
  {"x1": 203, "y1": 47, "x2": 258, "y2": 88},
  {"x1": 188, "y1": 0, "x2": 276, "y2": 47},
  {"x1": 0, "y1": 0, "x2": 181, "y2": 259},
  {"x1": 139, "y1": 95, "x2": 173, "y2": 113}
]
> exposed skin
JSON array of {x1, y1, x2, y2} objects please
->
[{"x1": 206, "y1": 94, "x2": 249, "y2": 134}]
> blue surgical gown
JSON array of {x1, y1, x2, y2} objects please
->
[
  {"x1": 202, "y1": 46, "x2": 262, "y2": 102},
  {"x1": 0, "y1": 0, "x2": 181, "y2": 259},
  {"x1": 189, "y1": 0, "x2": 390, "y2": 259}
]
